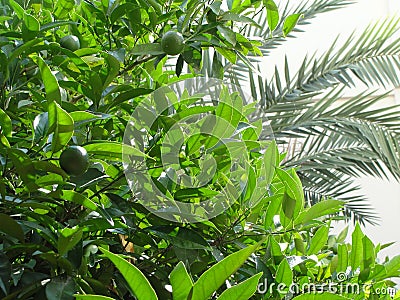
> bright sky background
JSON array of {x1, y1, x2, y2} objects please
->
[{"x1": 268, "y1": 0, "x2": 400, "y2": 264}]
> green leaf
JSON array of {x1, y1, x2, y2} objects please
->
[
  {"x1": 48, "y1": 102, "x2": 74, "y2": 153},
  {"x1": 147, "y1": 227, "x2": 211, "y2": 250},
  {"x1": 99, "y1": 248, "x2": 158, "y2": 300},
  {"x1": 8, "y1": 149, "x2": 39, "y2": 192},
  {"x1": 295, "y1": 200, "x2": 343, "y2": 225},
  {"x1": 215, "y1": 47, "x2": 237, "y2": 64},
  {"x1": 33, "y1": 112, "x2": 49, "y2": 142},
  {"x1": 0, "y1": 213, "x2": 25, "y2": 242},
  {"x1": 191, "y1": 242, "x2": 261, "y2": 300},
  {"x1": 54, "y1": 0, "x2": 76, "y2": 19},
  {"x1": 23, "y1": 12, "x2": 40, "y2": 32},
  {"x1": 132, "y1": 43, "x2": 164, "y2": 55},
  {"x1": 58, "y1": 226, "x2": 83, "y2": 256},
  {"x1": 170, "y1": 262, "x2": 193, "y2": 300},
  {"x1": 102, "y1": 53, "x2": 120, "y2": 89},
  {"x1": 84, "y1": 142, "x2": 146, "y2": 160},
  {"x1": 276, "y1": 168, "x2": 304, "y2": 205},
  {"x1": 263, "y1": 140, "x2": 278, "y2": 186},
  {"x1": 336, "y1": 244, "x2": 348, "y2": 273},
  {"x1": 383, "y1": 255, "x2": 400, "y2": 277},
  {"x1": 217, "y1": 26, "x2": 237, "y2": 46},
  {"x1": 292, "y1": 293, "x2": 350, "y2": 300},
  {"x1": 283, "y1": 13, "x2": 302, "y2": 37},
  {"x1": 104, "y1": 88, "x2": 152, "y2": 111},
  {"x1": 276, "y1": 258, "x2": 293, "y2": 287},
  {"x1": 350, "y1": 223, "x2": 364, "y2": 270},
  {"x1": 74, "y1": 296, "x2": 115, "y2": 300},
  {"x1": 307, "y1": 225, "x2": 329, "y2": 255},
  {"x1": 0, "y1": 253, "x2": 10, "y2": 295},
  {"x1": 263, "y1": 0, "x2": 279, "y2": 31},
  {"x1": 362, "y1": 235, "x2": 375, "y2": 270},
  {"x1": 45, "y1": 276, "x2": 76, "y2": 300},
  {"x1": 216, "y1": 273, "x2": 262, "y2": 300},
  {"x1": 8, "y1": 0, "x2": 24, "y2": 19},
  {"x1": 70, "y1": 111, "x2": 102, "y2": 127},
  {"x1": 40, "y1": 21, "x2": 78, "y2": 32},
  {"x1": 36, "y1": 56, "x2": 61, "y2": 103},
  {"x1": 61, "y1": 190, "x2": 98, "y2": 211},
  {"x1": 0, "y1": 108, "x2": 12, "y2": 137}
]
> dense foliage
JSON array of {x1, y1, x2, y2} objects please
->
[{"x1": 0, "y1": 0, "x2": 400, "y2": 299}]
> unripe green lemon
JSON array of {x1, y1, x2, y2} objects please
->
[
  {"x1": 59, "y1": 146, "x2": 89, "y2": 176},
  {"x1": 60, "y1": 35, "x2": 80, "y2": 51},
  {"x1": 161, "y1": 31, "x2": 185, "y2": 56}
]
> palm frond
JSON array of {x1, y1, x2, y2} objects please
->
[
  {"x1": 248, "y1": 0, "x2": 354, "y2": 54},
  {"x1": 299, "y1": 171, "x2": 379, "y2": 226},
  {"x1": 269, "y1": 88, "x2": 400, "y2": 223},
  {"x1": 249, "y1": 18, "x2": 400, "y2": 107}
]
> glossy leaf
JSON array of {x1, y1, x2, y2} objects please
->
[
  {"x1": 48, "y1": 102, "x2": 74, "y2": 153},
  {"x1": 350, "y1": 223, "x2": 364, "y2": 270},
  {"x1": 132, "y1": 43, "x2": 164, "y2": 55},
  {"x1": 58, "y1": 226, "x2": 83, "y2": 256},
  {"x1": 61, "y1": 190, "x2": 98, "y2": 211},
  {"x1": 216, "y1": 273, "x2": 262, "y2": 300},
  {"x1": 170, "y1": 262, "x2": 193, "y2": 300},
  {"x1": 283, "y1": 13, "x2": 302, "y2": 36},
  {"x1": 0, "y1": 108, "x2": 12, "y2": 137},
  {"x1": 307, "y1": 225, "x2": 329, "y2": 255},
  {"x1": 0, "y1": 213, "x2": 24, "y2": 242},
  {"x1": 99, "y1": 248, "x2": 158, "y2": 300},
  {"x1": 84, "y1": 142, "x2": 146, "y2": 160},
  {"x1": 263, "y1": 0, "x2": 279, "y2": 31},
  {"x1": 191, "y1": 243, "x2": 260, "y2": 300},
  {"x1": 276, "y1": 258, "x2": 293, "y2": 287},
  {"x1": 36, "y1": 56, "x2": 61, "y2": 103},
  {"x1": 295, "y1": 200, "x2": 343, "y2": 225},
  {"x1": 263, "y1": 140, "x2": 278, "y2": 186},
  {"x1": 45, "y1": 277, "x2": 76, "y2": 300}
]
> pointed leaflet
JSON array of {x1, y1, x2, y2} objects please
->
[
  {"x1": 263, "y1": 140, "x2": 278, "y2": 186},
  {"x1": 350, "y1": 223, "x2": 364, "y2": 270},
  {"x1": 276, "y1": 168, "x2": 304, "y2": 224},
  {"x1": 0, "y1": 213, "x2": 24, "y2": 242},
  {"x1": 99, "y1": 248, "x2": 158, "y2": 300},
  {"x1": 276, "y1": 258, "x2": 293, "y2": 287},
  {"x1": 48, "y1": 102, "x2": 74, "y2": 153},
  {"x1": 190, "y1": 242, "x2": 261, "y2": 300},
  {"x1": 216, "y1": 273, "x2": 262, "y2": 300},
  {"x1": 307, "y1": 225, "x2": 329, "y2": 255},
  {"x1": 45, "y1": 277, "x2": 75, "y2": 300},
  {"x1": 57, "y1": 226, "x2": 83, "y2": 256},
  {"x1": 295, "y1": 200, "x2": 343, "y2": 225},
  {"x1": 0, "y1": 108, "x2": 12, "y2": 137},
  {"x1": 84, "y1": 142, "x2": 146, "y2": 161},
  {"x1": 336, "y1": 244, "x2": 348, "y2": 273},
  {"x1": 283, "y1": 14, "x2": 302, "y2": 37},
  {"x1": 36, "y1": 56, "x2": 61, "y2": 103},
  {"x1": 263, "y1": 0, "x2": 279, "y2": 31},
  {"x1": 170, "y1": 262, "x2": 193, "y2": 300}
]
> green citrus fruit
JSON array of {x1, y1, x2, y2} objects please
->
[
  {"x1": 161, "y1": 31, "x2": 185, "y2": 56},
  {"x1": 59, "y1": 145, "x2": 89, "y2": 176},
  {"x1": 60, "y1": 35, "x2": 80, "y2": 51}
]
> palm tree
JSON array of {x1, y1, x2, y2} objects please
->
[{"x1": 209, "y1": 0, "x2": 400, "y2": 225}]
